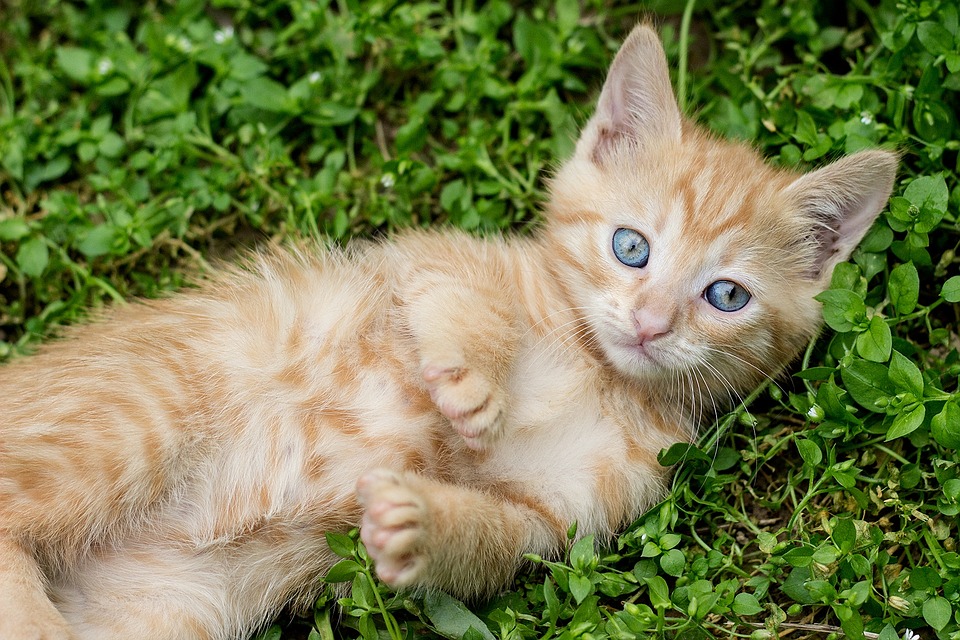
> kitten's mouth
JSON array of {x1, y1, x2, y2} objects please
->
[
  {"x1": 592, "y1": 321, "x2": 669, "y2": 376},
  {"x1": 613, "y1": 339, "x2": 665, "y2": 370},
  {"x1": 630, "y1": 342, "x2": 661, "y2": 363}
]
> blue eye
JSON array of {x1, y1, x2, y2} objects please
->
[
  {"x1": 612, "y1": 228, "x2": 649, "y2": 268},
  {"x1": 705, "y1": 280, "x2": 751, "y2": 312}
]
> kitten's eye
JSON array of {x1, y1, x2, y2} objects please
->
[
  {"x1": 705, "y1": 280, "x2": 750, "y2": 312},
  {"x1": 612, "y1": 228, "x2": 650, "y2": 268}
]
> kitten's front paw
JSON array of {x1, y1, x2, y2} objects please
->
[
  {"x1": 422, "y1": 364, "x2": 504, "y2": 450},
  {"x1": 356, "y1": 469, "x2": 428, "y2": 588}
]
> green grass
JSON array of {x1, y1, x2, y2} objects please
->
[{"x1": 2, "y1": 0, "x2": 959, "y2": 638}]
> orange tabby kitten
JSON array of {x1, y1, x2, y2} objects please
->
[{"x1": 0, "y1": 25, "x2": 895, "y2": 640}]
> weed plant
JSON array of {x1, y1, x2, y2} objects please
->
[{"x1": 1, "y1": 0, "x2": 958, "y2": 638}]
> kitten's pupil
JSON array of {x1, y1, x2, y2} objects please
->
[
  {"x1": 612, "y1": 228, "x2": 649, "y2": 268},
  {"x1": 705, "y1": 280, "x2": 750, "y2": 312}
]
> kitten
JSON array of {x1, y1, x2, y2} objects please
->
[{"x1": 0, "y1": 24, "x2": 895, "y2": 640}]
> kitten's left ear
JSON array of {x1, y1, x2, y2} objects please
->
[
  {"x1": 786, "y1": 149, "x2": 898, "y2": 282},
  {"x1": 575, "y1": 24, "x2": 682, "y2": 165}
]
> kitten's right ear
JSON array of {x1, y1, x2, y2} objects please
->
[{"x1": 575, "y1": 24, "x2": 682, "y2": 165}]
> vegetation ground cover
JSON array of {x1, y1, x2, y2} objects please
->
[{"x1": 1, "y1": 0, "x2": 959, "y2": 638}]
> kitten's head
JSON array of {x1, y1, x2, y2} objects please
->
[{"x1": 545, "y1": 25, "x2": 896, "y2": 398}]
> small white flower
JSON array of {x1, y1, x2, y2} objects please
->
[
  {"x1": 97, "y1": 58, "x2": 113, "y2": 75},
  {"x1": 308, "y1": 71, "x2": 321, "y2": 84},
  {"x1": 860, "y1": 111, "x2": 874, "y2": 125},
  {"x1": 902, "y1": 629, "x2": 921, "y2": 640},
  {"x1": 213, "y1": 26, "x2": 234, "y2": 44},
  {"x1": 176, "y1": 36, "x2": 193, "y2": 53},
  {"x1": 380, "y1": 173, "x2": 395, "y2": 189}
]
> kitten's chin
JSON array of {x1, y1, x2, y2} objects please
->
[{"x1": 603, "y1": 341, "x2": 671, "y2": 381}]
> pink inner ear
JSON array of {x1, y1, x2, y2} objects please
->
[
  {"x1": 786, "y1": 150, "x2": 898, "y2": 280},
  {"x1": 576, "y1": 25, "x2": 682, "y2": 165}
]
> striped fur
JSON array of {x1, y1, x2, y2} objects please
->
[{"x1": 0, "y1": 25, "x2": 895, "y2": 640}]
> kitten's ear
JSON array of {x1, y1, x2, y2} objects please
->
[
  {"x1": 575, "y1": 24, "x2": 682, "y2": 164},
  {"x1": 786, "y1": 150, "x2": 898, "y2": 282}
]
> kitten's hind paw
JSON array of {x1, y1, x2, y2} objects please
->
[
  {"x1": 422, "y1": 364, "x2": 504, "y2": 450},
  {"x1": 356, "y1": 469, "x2": 428, "y2": 588}
]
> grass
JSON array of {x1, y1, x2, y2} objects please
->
[{"x1": 1, "y1": 0, "x2": 959, "y2": 638}]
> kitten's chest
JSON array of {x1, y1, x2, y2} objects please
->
[{"x1": 477, "y1": 345, "x2": 675, "y2": 536}]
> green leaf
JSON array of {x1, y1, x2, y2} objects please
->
[
  {"x1": 357, "y1": 613, "x2": 377, "y2": 640},
  {"x1": 253, "y1": 624, "x2": 282, "y2": 640},
  {"x1": 836, "y1": 605, "x2": 864, "y2": 639},
  {"x1": 241, "y1": 77, "x2": 295, "y2": 113},
  {"x1": 659, "y1": 549, "x2": 685, "y2": 577},
  {"x1": 917, "y1": 22, "x2": 955, "y2": 56},
  {"x1": 922, "y1": 596, "x2": 952, "y2": 631},
  {"x1": 783, "y1": 546, "x2": 814, "y2": 568},
  {"x1": 657, "y1": 442, "x2": 710, "y2": 466},
  {"x1": 323, "y1": 559, "x2": 361, "y2": 583},
  {"x1": 796, "y1": 439, "x2": 822, "y2": 466},
  {"x1": 95, "y1": 76, "x2": 131, "y2": 97},
  {"x1": 307, "y1": 102, "x2": 360, "y2": 126},
  {"x1": 858, "y1": 223, "x2": 894, "y2": 253},
  {"x1": 543, "y1": 577, "x2": 560, "y2": 619},
  {"x1": 888, "y1": 262, "x2": 920, "y2": 314},
  {"x1": 841, "y1": 359, "x2": 894, "y2": 412},
  {"x1": 0, "y1": 219, "x2": 31, "y2": 241},
  {"x1": 645, "y1": 576, "x2": 671, "y2": 609},
  {"x1": 98, "y1": 132, "x2": 125, "y2": 158},
  {"x1": 932, "y1": 402, "x2": 960, "y2": 449},
  {"x1": 878, "y1": 624, "x2": 900, "y2": 640},
  {"x1": 903, "y1": 174, "x2": 949, "y2": 213},
  {"x1": 659, "y1": 534, "x2": 682, "y2": 550},
  {"x1": 25, "y1": 156, "x2": 71, "y2": 191},
  {"x1": 569, "y1": 535, "x2": 596, "y2": 572},
  {"x1": 324, "y1": 532, "x2": 355, "y2": 558},
  {"x1": 831, "y1": 518, "x2": 857, "y2": 554},
  {"x1": 732, "y1": 592, "x2": 763, "y2": 616},
  {"x1": 55, "y1": 46, "x2": 93, "y2": 82},
  {"x1": 781, "y1": 567, "x2": 817, "y2": 604},
  {"x1": 888, "y1": 350, "x2": 924, "y2": 397},
  {"x1": 830, "y1": 262, "x2": 862, "y2": 291},
  {"x1": 816, "y1": 377, "x2": 851, "y2": 421},
  {"x1": 942, "y1": 276, "x2": 960, "y2": 302},
  {"x1": 568, "y1": 574, "x2": 593, "y2": 604},
  {"x1": 887, "y1": 404, "x2": 925, "y2": 441},
  {"x1": 555, "y1": 0, "x2": 579, "y2": 35},
  {"x1": 513, "y1": 14, "x2": 554, "y2": 67},
  {"x1": 77, "y1": 225, "x2": 118, "y2": 258},
  {"x1": 855, "y1": 316, "x2": 892, "y2": 362},
  {"x1": 16, "y1": 237, "x2": 49, "y2": 277},
  {"x1": 910, "y1": 566, "x2": 943, "y2": 590},
  {"x1": 815, "y1": 289, "x2": 865, "y2": 332},
  {"x1": 423, "y1": 592, "x2": 495, "y2": 640}
]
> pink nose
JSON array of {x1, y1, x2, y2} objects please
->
[{"x1": 632, "y1": 309, "x2": 672, "y2": 345}]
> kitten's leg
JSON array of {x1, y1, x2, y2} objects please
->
[
  {"x1": 356, "y1": 469, "x2": 564, "y2": 597},
  {"x1": 52, "y1": 546, "x2": 223, "y2": 640},
  {"x1": 404, "y1": 284, "x2": 520, "y2": 449},
  {"x1": 0, "y1": 536, "x2": 76, "y2": 640}
]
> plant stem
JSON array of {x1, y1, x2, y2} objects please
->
[{"x1": 677, "y1": 0, "x2": 697, "y2": 114}]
